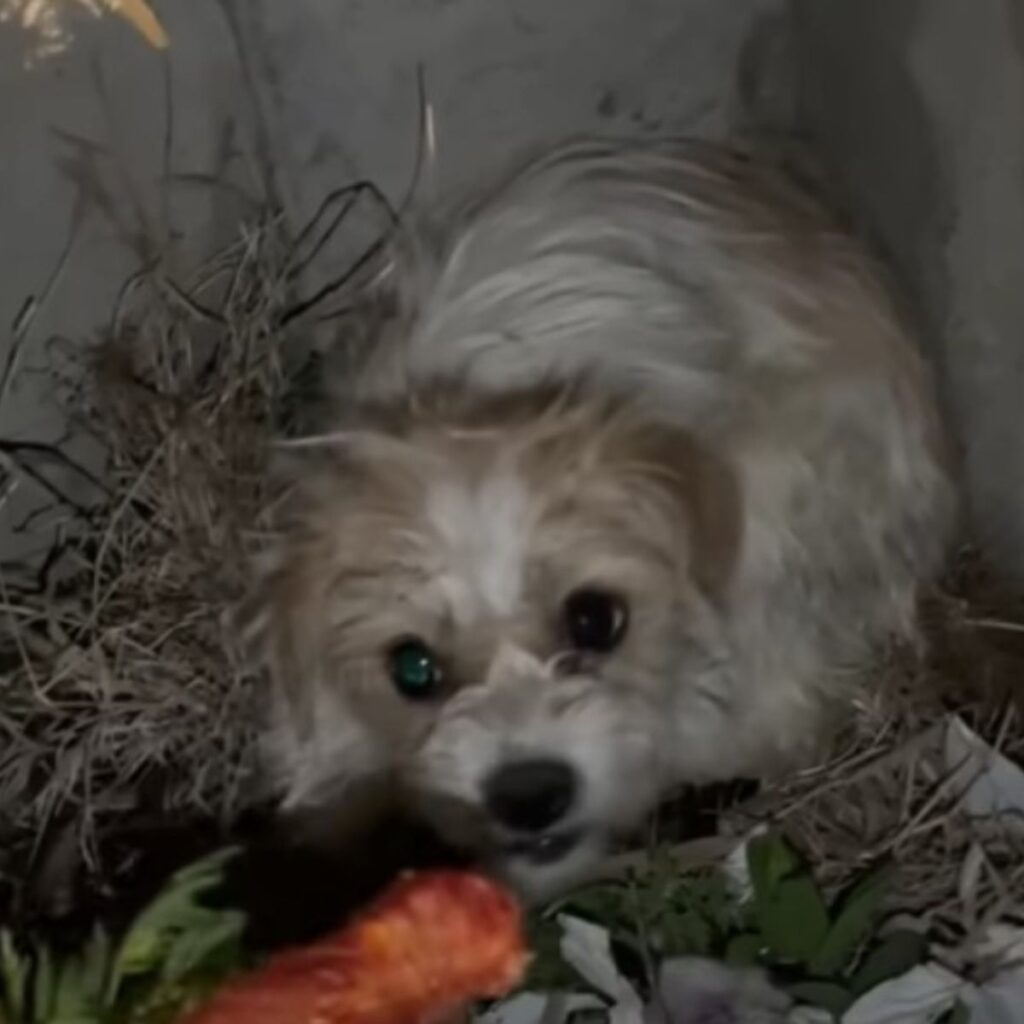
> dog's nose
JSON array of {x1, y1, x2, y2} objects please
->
[{"x1": 483, "y1": 759, "x2": 577, "y2": 832}]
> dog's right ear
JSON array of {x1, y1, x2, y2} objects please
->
[
  {"x1": 228, "y1": 436, "x2": 405, "y2": 817},
  {"x1": 227, "y1": 442, "x2": 352, "y2": 745},
  {"x1": 228, "y1": 520, "x2": 318, "y2": 742},
  {"x1": 228, "y1": 528, "x2": 394, "y2": 821},
  {"x1": 227, "y1": 429, "x2": 418, "y2": 691}
]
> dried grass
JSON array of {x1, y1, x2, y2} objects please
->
[
  {"x1": 722, "y1": 557, "x2": 1024, "y2": 946},
  {"x1": 0, "y1": 180, "x2": 396, "y2": 892},
  {"x1": 0, "y1": 224, "x2": 279, "y2": 868}
]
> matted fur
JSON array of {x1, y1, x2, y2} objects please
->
[{"x1": 240, "y1": 138, "x2": 956, "y2": 895}]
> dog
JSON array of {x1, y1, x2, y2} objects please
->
[{"x1": 238, "y1": 138, "x2": 956, "y2": 898}]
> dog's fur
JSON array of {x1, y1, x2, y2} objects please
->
[{"x1": 239, "y1": 139, "x2": 956, "y2": 897}]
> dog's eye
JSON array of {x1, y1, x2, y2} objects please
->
[
  {"x1": 388, "y1": 638, "x2": 444, "y2": 700},
  {"x1": 563, "y1": 589, "x2": 628, "y2": 653}
]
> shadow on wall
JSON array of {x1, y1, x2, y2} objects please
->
[{"x1": 792, "y1": 0, "x2": 1024, "y2": 582}]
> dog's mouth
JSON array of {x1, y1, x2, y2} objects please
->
[{"x1": 500, "y1": 829, "x2": 583, "y2": 865}]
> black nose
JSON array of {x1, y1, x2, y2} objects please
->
[{"x1": 483, "y1": 759, "x2": 577, "y2": 832}]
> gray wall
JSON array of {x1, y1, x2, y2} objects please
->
[
  {"x1": 794, "y1": 0, "x2": 1024, "y2": 578},
  {"x1": 3, "y1": 0, "x2": 1024, "y2": 577}
]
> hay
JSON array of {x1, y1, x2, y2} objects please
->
[
  {"x1": 721, "y1": 560, "x2": 1024, "y2": 949},
  {"x1": 0, "y1": 181, "x2": 397, "y2": 894},
  {"x1": 0, "y1": 222, "x2": 279, "y2": 868}
]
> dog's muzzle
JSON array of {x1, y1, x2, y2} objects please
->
[{"x1": 482, "y1": 758, "x2": 584, "y2": 865}]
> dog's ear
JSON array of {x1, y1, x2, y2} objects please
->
[
  {"x1": 681, "y1": 439, "x2": 743, "y2": 603},
  {"x1": 229, "y1": 517, "x2": 324, "y2": 745},
  {"x1": 228, "y1": 429, "x2": 426, "y2": 714},
  {"x1": 231, "y1": 544, "x2": 395, "y2": 830},
  {"x1": 620, "y1": 422, "x2": 743, "y2": 605},
  {"x1": 228, "y1": 441, "x2": 357, "y2": 742},
  {"x1": 227, "y1": 455, "x2": 372, "y2": 814}
]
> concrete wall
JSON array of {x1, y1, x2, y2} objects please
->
[
  {"x1": 794, "y1": 0, "x2": 1024, "y2": 578},
  {"x1": 3, "y1": 0, "x2": 1024, "y2": 578}
]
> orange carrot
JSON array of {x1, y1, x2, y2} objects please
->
[{"x1": 177, "y1": 870, "x2": 528, "y2": 1024}]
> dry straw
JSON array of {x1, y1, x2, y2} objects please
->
[
  {"x1": 0, "y1": 178, "x2": 398, "y2": 899},
  {"x1": 721, "y1": 563, "x2": 1024, "y2": 950}
]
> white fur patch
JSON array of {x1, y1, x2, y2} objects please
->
[{"x1": 425, "y1": 468, "x2": 532, "y2": 624}]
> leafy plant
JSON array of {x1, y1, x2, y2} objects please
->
[
  {"x1": 732, "y1": 833, "x2": 929, "y2": 1017},
  {"x1": 526, "y1": 832, "x2": 929, "y2": 1022},
  {"x1": 0, "y1": 849, "x2": 246, "y2": 1024},
  {"x1": 526, "y1": 847, "x2": 743, "y2": 991}
]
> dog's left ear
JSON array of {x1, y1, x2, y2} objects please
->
[
  {"x1": 640, "y1": 427, "x2": 743, "y2": 605},
  {"x1": 685, "y1": 440, "x2": 743, "y2": 603}
]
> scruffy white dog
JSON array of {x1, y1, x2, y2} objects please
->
[{"x1": 239, "y1": 139, "x2": 955, "y2": 897}]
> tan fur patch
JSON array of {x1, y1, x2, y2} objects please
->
[{"x1": 241, "y1": 384, "x2": 741, "y2": 753}]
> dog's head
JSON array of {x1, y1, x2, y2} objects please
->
[{"x1": 238, "y1": 386, "x2": 740, "y2": 895}]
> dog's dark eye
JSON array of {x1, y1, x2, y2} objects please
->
[
  {"x1": 564, "y1": 589, "x2": 628, "y2": 653},
  {"x1": 388, "y1": 638, "x2": 443, "y2": 700}
]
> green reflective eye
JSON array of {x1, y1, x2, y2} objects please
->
[{"x1": 388, "y1": 638, "x2": 443, "y2": 700}]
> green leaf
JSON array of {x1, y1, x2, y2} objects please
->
[
  {"x1": 109, "y1": 847, "x2": 241, "y2": 997},
  {"x1": 693, "y1": 873, "x2": 737, "y2": 931},
  {"x1": 0, "y1": 931, "x2": 28, "y2": 1024},
  {"x1": 121, "y1": 980, "x2": 208, "y2": 1024},
  {"x1": 0, "y1": 853, "x2": 246, "y2": 1024},
  {"x1": 746, "y1": 833, "x2": 802, "y2": 905},
  {"x1": 160, "y1": 911, "x2": 246, "y2": 985},
  {"x1": 746, "y1": 834, "x2": 829, "y2": 965},
  {"x1": 756, "y1": 875, "x2": 830, "y2": 965},
  {"x1": 39, "y1": 926, "x2": 114, "y2": 1024},
  {"x1": 787, "y1": 980, "x2": 853, "y2": 1019},
  {"x1": 809, "y1": 866, "x2": 891, "y2": 977},
  {"x1": 524, "y1": 914, "x2": 579, "y2": 991},
  {"x1": 48, "y1": 958, "x2": 100, "y2": 1024},
  {"x1": 79, "y1": 928, "x2": 112, "y2": 1008},
  {"x1": 724, "y1": 932, "x2": 765, "y2": 967},
  {"x1": 32, "y1": 944, "x2": 56, "y2": 1024},
  {"x1": 661, "y1": 908, "x2": 714, "y2": 958},
  {"x1": 851, "y1": 930, "x2": 928, "y2": 997},
  {"x1": 560, "y1": 886, "x2": 632, "y2": 938}
]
